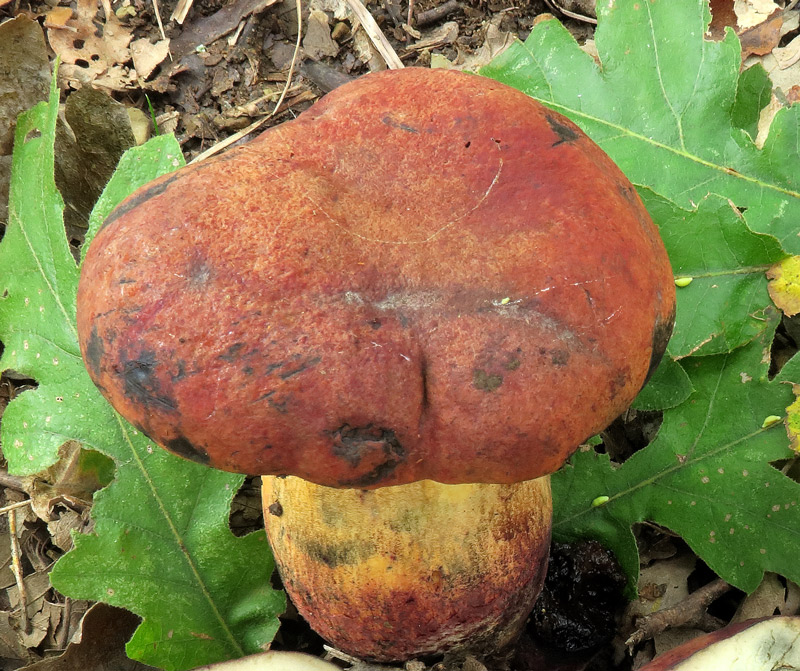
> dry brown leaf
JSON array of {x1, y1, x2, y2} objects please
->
[
  {"x1": 303, "y1": 9, "x2": 340, "y2": 59},
  {"x1": 19, "y1": 603, "x2": 158, "y2": 671},
  {"x1": 44, "y1": 6, "x2": 75, "y2": 27},
  {"x1": 29, "y1": 440, "x2": 107, "y2": 523},
  {"x1": 47, "y1": 509, "x2": 89, "y2": 552},
  {"x1": 622, "y1": 554, "x2": 707, "y2": 657},
  {"x1": 739, "y1": 8, "x2": 784, "y2": 59},
  {"x1": 130, "y1": 37, "x2": 171, "y2": 81},
  {"x1": 733, "y1": 572, "x2": 792, "y2": 621},
  {"x1": 46, "y1": 0, "x2": 135, "y2": 89},
  {"x1": 0, "y1": 532, "x2": 16, "y2": 590},
  {"x1": 786, "y1": 84, "x2": 800, "y2": 104},
  {"x1": 457, "y1": 17, "x2": 515, "y2": 71},
  {"x1": 735, "y1": 0, "x2": 781, "y2": 28},
  {"x1": 774, "y1": 32, "x2": 800, "y2": 69},
  {"x1": 20, "y1": 605, "x2": 59, "y2": 649},
  {"x1": 708, "y1": 0, "x2": 737, "y2": 39},
  {"x1": 0, "y1": 611, "x2": 32, "y2": 663},
  {"x1": 169, "y1": 0, "x2": 278, "y2": 60},
  {"x1": 406, "y1": 20, "x2": 458, "y2": 52}
]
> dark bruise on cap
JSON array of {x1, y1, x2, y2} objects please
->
[
  {"x1": 99, "y1": 171, "x2": 182, "y2": 233},
  {"x1": 121, "y1": 350, "x2": 179, "y2": 413},
  {"x1": 329, "y1": 425, "x2": 406, "y2": 487},
  {"x1": 545, "y1": 113, "x2": 580, "y2": 146},
  {"x1": 165, "y1": 435, "x2": 211, "y2": 465},
  {"x1": 84, "y1": 323, "x2": 106, "y2": 379},
  {"x1": 643, "y1": 302, "x2": 677, "y2": 386}
]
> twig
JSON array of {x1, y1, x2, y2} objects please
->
[
  {"x1": 189, "y1": 0, "x2": 304, "y2": 165},
  {"x1": 415, "y1": 0, "x2": 461, "y2": 27},
  {"x1": 0, "y1": 500, "x2": 34, "y2": 515},
  {"x1": 323, "y1": 644, "x2": 405, "y2": 670},
  {"x1": 345, "y1": 0, "x2": 405, "y2": 69},
  {"x1": 9, "y1": 507, "x2": 30, "y2": 635},
  {"x1": 0, "y1": 470, "x2": 28, "y2": 493},
  {"x1": 56, "y1": 597, "x2": 72, "y2": 650},
  {"x1": 150, "y1": 0, "x2": 168, "y2": 41},
  {"x1": 626, "y1": 578, "x2": 734, "y2": 648},
  {"x1": 171, "y1": 0, "x2": 194, "y2": 24},
  {"x1": 268, "y1": 0, "x2": 303, "y2": 117},
  {"x1": 189, "y1": 92, "x2": 309, "y2": 163},
  {"x1": 543, "y1": 0, "x2": 597, "y2": 24}
]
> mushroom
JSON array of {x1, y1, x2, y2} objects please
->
[
  {"x1": 193, "y1": 650, "x2": 341, "y2": 670},
  {"x1": 77, "y1": 68, "x2": 675, "y2": 661},
  {"x1": 637, "y1": 616, "x2": 800, "y2": 670}
]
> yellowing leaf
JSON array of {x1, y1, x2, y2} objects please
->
[
  {"x1": 767, "y1": 256, "x2": 800, "y2": 316},
  {"x1": 786, "y1": 383, "x2": 800, "y2": 453}
]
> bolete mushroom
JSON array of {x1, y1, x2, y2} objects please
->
[{"x1": 77, "y1": 68, "x2": 675, "y2": 661}]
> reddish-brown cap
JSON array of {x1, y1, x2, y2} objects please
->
[{"x1": 77, "y1": 68, "x2": 675, "y2": 488}]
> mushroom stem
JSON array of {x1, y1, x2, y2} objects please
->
[{"x1": 262, "y1": 475, "x2": 552, "y2": 662}]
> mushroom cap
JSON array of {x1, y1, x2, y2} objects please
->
[{"x1": 77, "y1": 68, "x2": 675, "y2": 488}]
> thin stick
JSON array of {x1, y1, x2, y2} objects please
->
[
  {"x1": 56, "y1": 597, "x2": 72, "y2": 650},
  {"x1": 171, "y1": 0, "x2": 195, "y2": 24},
  {"x1": 189, "y1": 0, "x2": 303, "y2": 165},
  {"x1": 626, "y1": 578, "x2": 734, "y2": 648},
  {"x1": 150, "y1": 0, "x2": 168, "y2": 40},
  {"x1": 0, "y1": 500, "x2": 33, "y2": 515},
  {"x1": 345, "y1": 0, "x2": 405, "y2": 68},
  {"x1": 9, "y1": 508, "x2": 30, "y2": 635},
  {"x1": 543, "y1": 0, "x2": 597, "y2": 24},
  {"x1": 0, "y1": 471, "x2": 28, "y2": 493},
  {"x1": 268, "y1": 0, "x2": 303, "y2": 117},
  {"x1": 415, "y1": 0, "x2": 460, "y2": 27}
]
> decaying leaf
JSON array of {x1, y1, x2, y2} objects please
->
[
  {"x1": 785, "y1": 385, "x2": 800, "y2": 453},
  {"x1": 0, "y1": 15, "x2": 50, "y2": 223},
  {"x1": 767, "y1": 256, "x2": 800, "y2": 317},
  {"x1": 739, "y1": 8, "x2": 783, "y2": 59},
  {"x1": 19, "y1": 603, "x2": 158, "y2": 671},
  {"x1": 733, "y1": 572, "x2": 799, "y2": 621},
  {"x1": 735, "y1": 0, "x2": 781, "y2": 29},
  {"x1": 130, "y1": 38, "x2": 171, "y2": 82},
  {"x1": 46, "y1": 0, "x2": 134, "y2": 89}
]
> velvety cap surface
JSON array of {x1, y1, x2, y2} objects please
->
[{"x1": 77, "y1": 68, "x2": 675, "y2": 487}]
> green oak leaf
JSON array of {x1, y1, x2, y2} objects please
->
[
  {"x1": 481, "y1": 0, "x2": 800, "y2": 254},
  {"x1": 631, "y1": 189, "x2": 783, "y2": 410},
  {"x1": 632, "y1": 355, "x2": 692, "y2": 412},
  {"x1": 552, "y1": 323, "x2": 800, "y2": 595},
  {"x1": 0, "y1": 71, "x2": 285, "y2": 671},
  {"x1": 643, "y1": 190, "x2": 785, "y2": 358}
]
